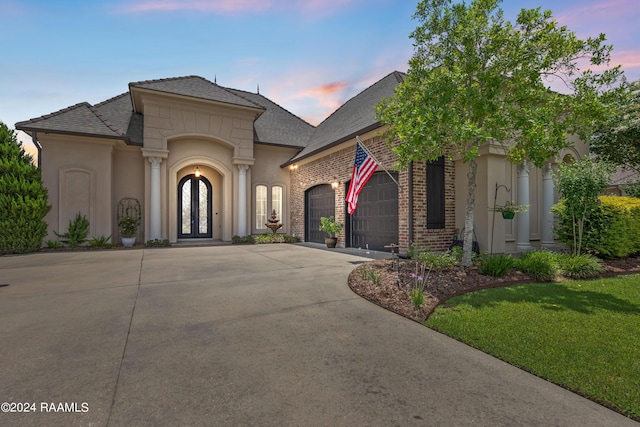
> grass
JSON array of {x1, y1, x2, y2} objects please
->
[{"x1": 425, "y1": 275, "x2": 640, "y2": 421}]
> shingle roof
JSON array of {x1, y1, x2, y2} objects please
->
[
  {"x1": 15, "y1": 97, "x2": 132, "y2": 142},
  {"x1": 15, "y1": 71, "x2": 405, "y2": 157},
  {"x1": 129, "y1": 76, "x2": 263, "y2": 111},
  {"x1": 286, "y1": 71, "x2": 404, "y2": 163},
  {"x1": 226, "y1": 88, "x2": 314, "y2": 148}
]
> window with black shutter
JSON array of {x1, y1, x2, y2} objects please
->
[{"x1": 426, "y1": 156, "x2": 445, "y2": 229}]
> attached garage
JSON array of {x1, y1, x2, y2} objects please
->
[
  {"x1": 305, "y1": 184, "x2": 335, "y2": 243},
  {"x1": 347, "y1": 172, "x2": 399, "y2": 251}
]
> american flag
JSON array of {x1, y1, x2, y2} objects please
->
[{"x1": 346, "y1": 141, "x2": 378, "y2": 214}]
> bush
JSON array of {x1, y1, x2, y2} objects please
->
[
  {"x1": 479, "y1": 254, "x2": 514, "y2": 277},
  {"x1": 418, "y1": 251, "x2": 459, "y2": 270},
  {"x1": 146, "y1": 239, "x2": 170, "y2": 247},
  {"x1": 88, "y1": 235, "x2": 111, "y2": 247},
  {"x1": 556, "y1": 253, "x2": 604, "y2": 279},
  {"x1": 253, "y1": 233, "x2": 300, "y2": 244},
  {"x1": 554, "y1": 196, "x2": 640, "y2": 258},
  {"x1": 514, "y1": 250, "x2": 559, "y2": 282},
  {"x1": 0, "y1": 123, "x2": 51, "y2": 254},
  {"x1": 232, "y1": 235, "x2": 255, "y2": 244},
  {"x1": 55, "y1": 212, "x2": 89, "y2": 247}
]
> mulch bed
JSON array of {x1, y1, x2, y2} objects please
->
[{"x1": 348, "y1": 255, "x2": 640, "y2": 323}]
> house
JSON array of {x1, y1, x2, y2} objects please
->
[{"x1": 15, "y1": 71, "x2": 587, "y2": 253}]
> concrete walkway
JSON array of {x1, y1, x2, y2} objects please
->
[{"x1": 0, "y1": 244, "x2": 636, "y2": 426}]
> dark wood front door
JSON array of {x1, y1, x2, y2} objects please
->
[{"x1": 178, "y1": 174, "x2": 212, "y2": 238}]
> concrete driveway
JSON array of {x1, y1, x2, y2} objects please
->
[{"x1": 0, "y1": 244, "x2": 636, "y2": 426}]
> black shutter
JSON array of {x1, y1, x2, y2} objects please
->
[{"x1": 426, "y1": 156, "x2": 445, "y2": 229}]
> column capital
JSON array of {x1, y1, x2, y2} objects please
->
[
  {"x1": 141, "y1": 148, "x2": 169, "y2": 159},
  {"x1": 148, "y1": 156, "x2": 163, "y2": 168},
  {"x1": 517, "y1": 160, "x2": 531, "y2": 178},
  {"x1": 237, "y1": 164, "x2": 249, "y2": 173}
]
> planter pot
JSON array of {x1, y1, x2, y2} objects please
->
[
  {"x1": 325, "y1": 237, "x2": 338, "y2": 248},
  {"x1": 502, "y1": 211, "x2": 515, "y2": 220},
  {"x1": 122, "y1": 236, "x2": 136, "y2": 247}
]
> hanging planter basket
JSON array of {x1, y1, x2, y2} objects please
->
[{"x1": 502, "y1": 211, "x2": 515, "y2": 220}]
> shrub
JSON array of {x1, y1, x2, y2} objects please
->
[
  {"x1": 232, "y1": 235, "x2": 255, "y2": 244},
  {"x1": 514, "y1": 250, "x2": 559, "y2": 282},
  {"x1": 479, "y1": 254, "x2": 514, "y2": 277},
  {"x1": 253, "y1": 233, "x2": 300, "y2": 244},
  {"x1": 146, "y1": 239, "x2": 171, "y2": 247},
  {"x1": 555, "y1": 196, "x2": 640, "y2": 258},
  {"x1": 0, "y1": 123, "x2": 51, "y2": 254},
  {"x1": 88, "y1": 235, "x2": 112, "y2": 247},
  {"x1": 419, "y1": 251, "x2": 459, "y2": 270},
  {"x1": 556, "y1": 253, "x2": 604, "y2": 279},
  {"x1": 55, "y1": 212, "x2": 89, "y2": 247},
  {"x1": 46, "y1": 240, "x2": 62, "y2": 249}
]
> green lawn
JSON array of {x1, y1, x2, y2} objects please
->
[{"x1": 425, "y1": 275, "x2": 640, "y2": 421}]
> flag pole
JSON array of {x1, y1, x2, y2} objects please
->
[{"x1": 356, "y1": 135, "x2": 402, "y2": 191}]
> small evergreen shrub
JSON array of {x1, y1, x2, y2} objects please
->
[
  {"x1": 419, "y1": 251, "x2": 459, "y2": 269},
  {"x1": 479, "y1": 254, "x2": 514, "y2": 277},
  {"x1": 0, "y1": 123, "x2": 51, "y2": 254},
  {"x1": 514, "y1": 250, "x2": 559, "y2": 282},
  {"x1": 254, "y1": 234, "x2": 299, "y2": 244},
  {"x1": 55, "y1": 212, "x2": 89, "y2": 247},
  {"x1": 232, "y1": 235, "x2": 255, "y2": 244},
  {"x1": 556, "y1": 253, "x2": 604, "y2": 279},
  {"x1": 146, "y1": 239, "x2": 171, "y2": 247},
  {"x1": 46, "y1": 240, "x2": 62, "y2": 249}
]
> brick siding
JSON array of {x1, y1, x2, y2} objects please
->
[{"x1": 290, "y1": 135, "x2": 456, "y2": 253}]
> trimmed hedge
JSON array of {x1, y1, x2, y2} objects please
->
[{"x1": 554, "y1": 196, "x2": 640, "y2": 258}]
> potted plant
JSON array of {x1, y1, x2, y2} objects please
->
[
  {"x1": 320, "y1": 216, "x2": 344, "y2": 248},
  {"x1": 490, "y1": 200, "x2": 529, "y2": 220},
  {"x1": 117, "y1": 197, "x2": 141, "y2": 247}
]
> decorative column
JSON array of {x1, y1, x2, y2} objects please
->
[
  {"x1": 541, "y1": 163, "x2": 556, "y2": 248},
  {"x1": 149, "y1": 156, "x2": 162, "y2": 240},
  {"x1": 237, "y1": 164, "x2": 249, "y2": 237},
  {"x1": 516, "y1": 160, "x2": 532, "y2": 251}
]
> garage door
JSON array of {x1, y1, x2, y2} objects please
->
[
  {"x1": 305, "y1": 184, "x2": 335, "y2": 243},
  {"x1": 348, "y1": 172, "x2": 399, "y2": 252}
]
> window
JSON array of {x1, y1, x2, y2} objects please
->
[
  {"x1": 426, "y1": 156, "x2": 445, "y2": 229},
  {"x1": 256, "y1": 185, "x2": 267, "y2": 229},
  {"x1": 255, "y1": 184, "x2": 285, "y2": 230},
  {"x1": 272, "y1": 185, "x2": 283, "y2": 222}
]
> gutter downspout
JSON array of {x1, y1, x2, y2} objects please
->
[{"x1": 32, "y1": 131, "x2": 42, "y2": 168}]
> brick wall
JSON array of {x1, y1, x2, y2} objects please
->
[{"x1": 290, "y1": 135, "x2": 456, "y2": 253}]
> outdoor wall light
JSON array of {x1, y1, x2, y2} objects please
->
[
  {"x1": 289, "y1": 164, "x2": 298, "y2": 171},
  {"x1": 194, "y1": 166, "x2": 201, "y2": 178},
  {"x1": 331, "y1": 180, "x2": 339, "y2": 189}
]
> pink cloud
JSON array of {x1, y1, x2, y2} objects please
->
[
  {"x1": 554, "y1": 0, "x2": 639, "y2": 26},
  {"x1": 121, "y1": 0, "x2": 359, "y2": 14},
  {"x1": 123, "y1": 0, "x2": 273, "y2": 14}
]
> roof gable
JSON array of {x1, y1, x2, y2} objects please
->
[
  {"x1": 288, "y1": 71, "x2": 404, "y2": 163},
  {"x1": 129, "y1": 76, "x2": 263, "y2": 112}
]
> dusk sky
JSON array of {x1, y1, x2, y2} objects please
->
[{"x1": 2, "y1": 0, "x2": 639, "y2": 150}]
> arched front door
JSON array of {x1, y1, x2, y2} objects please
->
[{"x1": 178, "y1": 174, "x2": 212, "y2": 238}]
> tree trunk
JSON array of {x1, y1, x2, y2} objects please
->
[{"x1": 462, "y1": 158, "x2": 478, "y2": 267}]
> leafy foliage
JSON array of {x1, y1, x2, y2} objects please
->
[
  {"x1": 117, "y1": 197, "x2": 141, "y2": 237},
  {"x1": 55, "y1": 212, "x2": 90, "y2": 247},
  {"x1": 479, "y1": 254, "x2": 514, "y2": 277},
  {"x1": 552, "y1": 156, "x2": 613, "y2": 255},
  {"x1": 146, "y1": 239, "x2": 171, "y2": 247},
  {"x1": 254, "y1": 233, "x2": 300, "y2": 244},
  {"x1": 514, "y1": 250, "x2": 559, "y2": 281},
  {"x1": 556, "y1": 253, "x2": 604, "y2": 279},
  {"x1": 376, "y1": 0, "x2": 623, "y2": 266},
  {"x1": 591, "y1": 80, "x2": 640, "y2": 172},
  {"x1": 0, "y1": 123, "x2": 51, "y2": 254},
  {"x1": 232, "y1": 235, "x2": 256, "y2": 244},
  {"x1": 319, "y1": 216, "x2": 344, "y2": 237},
  {"x1": 88, "y1": 235, "x2": 112, "y2": 247}
]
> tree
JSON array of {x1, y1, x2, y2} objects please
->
[
  {"x1": 376, "y1": 0, "x2": 623, "y2": 266},
  {"x1": 591, "y1": 80, "x2": 640, "y2": 173},
  {"x1": 552, "y1": 156, "x2": 613, "y2": 255},
  {"x1": 0, "y1": 123, "x2": 51, "y2": 254}
]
